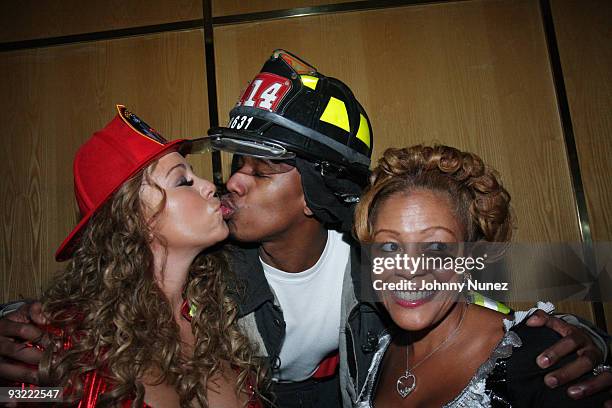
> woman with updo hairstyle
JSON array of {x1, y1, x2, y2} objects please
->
[{"x1": 353, "y1": 145, "x2": 607, "y2": 407}]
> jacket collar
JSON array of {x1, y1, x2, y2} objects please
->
[{"x1": 226, "y1": 242, "x2": 275, "y2": 317}]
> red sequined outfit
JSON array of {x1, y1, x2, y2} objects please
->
[{"x1": 20, "y1": 300, "x2": 263, "y2": 408}]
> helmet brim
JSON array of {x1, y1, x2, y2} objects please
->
[{"x1": 208, "y1": 127, "x2": 297, "y2": 160}]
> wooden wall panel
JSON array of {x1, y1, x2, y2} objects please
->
[
  {"x1": 551, "y1": 0, "x2": 612, "y2": 332},
  {"x1": 214, "y1": 0, "x2": 593, "y2": 319},
  {"x1": 0, "y1": 30, "x2": 211, "y2": 303},
  {"x1": 212, "y1": 0, "x2": 359, "y2": 17},
  {"x1": 0, "y1": 0, "x2": 202, "y2": 43}
]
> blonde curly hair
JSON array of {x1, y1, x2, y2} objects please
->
[
  {"x1": 354, "y1": 144, "x2": 513, "y2": 243},
  {"x1": 39, "y1": 162, "x2": 266, "y2": 407}
]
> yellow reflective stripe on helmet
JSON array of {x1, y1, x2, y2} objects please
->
[
  {"x1": 300, "y1": 75, "x2": 319, "y2": 90},
  {"x1": 319, "y1": 97, "x2": 350, "y2": 132},
  {"x1": 471, "y1": 292, "x2": 510, "y2": 314},
  {"x1": 356, "y1": 113, "x2": 371, "y2": 148}
]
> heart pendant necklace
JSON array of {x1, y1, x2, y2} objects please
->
[
  {"x1": 395, "y1": 303, "x2": 468, "y2": 399},
  {"x1": 396, "y1": 370, "x2": 416, "y2": 398}
]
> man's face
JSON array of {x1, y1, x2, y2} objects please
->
[{"x1": 222, "y1": 156, "x2": 310, "y2": 242}]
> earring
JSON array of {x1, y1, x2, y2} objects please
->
[{"x1": 463, "y1": 271, "x2": 473, "y2": 282}]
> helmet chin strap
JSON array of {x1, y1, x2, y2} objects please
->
[{"x1": 295, "y1": 157, "x2": 362, "y2": 233}]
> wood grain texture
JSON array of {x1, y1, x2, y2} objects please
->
[
  {"x1": 0, "y1": 29, "x2": 211, "y2": 303},
  {"x1": 214, "y1": 0, "x2": 594, "y2": 320},
  {"x1": 212, "y1": 0, "x2": 359, "y2": 17},
  {"x1": 0, "y1": 0, "x2": 202, "y2": 43},
  {"x1": 214, "y1": 1, "x2": 581, "y2": 241},
  {"x1": 551, "y1": 0, "x2": 612, "y2": 331}
]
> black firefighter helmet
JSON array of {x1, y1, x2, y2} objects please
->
[{"x1": 208, "y1": 49, "x2": 373, "y2": 184}]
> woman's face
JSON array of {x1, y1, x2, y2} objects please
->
[
  {"x1": 140, "y1": 152, "x2": 228, "y2": 252},
  {"x1": 371, "y1": 189, "x2": 465, "y2": 332}
]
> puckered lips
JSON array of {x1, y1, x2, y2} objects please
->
[{"x1": 220, "y1": 194, "x2": 236, "y2": 219}]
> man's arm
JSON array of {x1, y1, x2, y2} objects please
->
[
  {"x1": 0, "y1": 302, "x2": 28, "y2": 318},
  {"x1": 527, "y1": 310, "x2": 612, "y2": 400},
  {"x1": 0, "y1": 301, "x2": 47, "y2": 385}
]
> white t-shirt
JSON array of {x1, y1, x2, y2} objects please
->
[{"x1": 261, "y1": 229, "x2": 350, "y2": 382}]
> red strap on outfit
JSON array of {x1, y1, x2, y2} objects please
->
[
  {"x1": 76, "y1": 371, "x2": 151, "y2": 408},
  {"x1": 312, "y1": 351, "x2": 340, "y2": 379}
]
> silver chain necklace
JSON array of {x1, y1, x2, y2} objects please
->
[{"x1": 396, "y1": 303, "x2": 469, "y2": 398}]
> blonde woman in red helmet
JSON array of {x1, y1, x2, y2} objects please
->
[{"x1": 36, "y1": 106, "x2": 265, "y2": 407}]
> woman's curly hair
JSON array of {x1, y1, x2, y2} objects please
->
[
  {"x1": 39, "y1": 163, "x2": 266, "y2": 407},
  {"x1": 354, "y1": 144, "x2": 513, "y2": 243}
]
